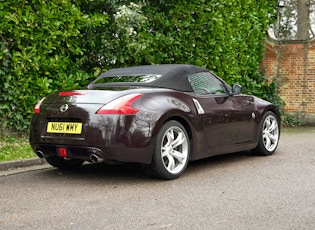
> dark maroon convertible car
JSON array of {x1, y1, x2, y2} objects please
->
[{"x1": 30, "y1": 64, "x2": 280, "y2": 179}]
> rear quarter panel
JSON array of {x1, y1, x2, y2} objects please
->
[{"x1": 136, "y1": 90, "x2": 211, "y2": 162}]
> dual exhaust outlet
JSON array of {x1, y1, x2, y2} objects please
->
[{"x1": 35, "y1": 150, "x2": 104, "y2": 163}]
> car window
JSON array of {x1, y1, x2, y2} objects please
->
[
  {"x1": 188, "y1": 72, "x2": 227, "y2": 95},
  {"x1": 93, "y1": 74, "x2": 161, "y2": 84}
]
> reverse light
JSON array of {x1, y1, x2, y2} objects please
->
[
  {"x1": 33, "y1": 98, "x2": 46, "y2": 114},
  {"x1": 96, "y1": 93, "x2": 143, "y2": 115},
  {"x1": 59, "y1": 91, "x2": 87, "y2": 97}
]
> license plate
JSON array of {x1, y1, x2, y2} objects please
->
[{"x1": 47, "y1": 122, "x2": 82, "y2": 134}]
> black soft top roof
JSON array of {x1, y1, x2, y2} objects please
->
[{"x1": 90, "y1": 64, "x2": 209, "y2": 92}]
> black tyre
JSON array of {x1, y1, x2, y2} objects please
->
[
  {"x1": 46, "y1": 156, "x2": 84, "y2": 170},
  {"x1": 143, "y1": 120, "x2": 190, "y2": 180},
  {"x1": 254, "y1": 111, "x2": 280, "y2": 156}
]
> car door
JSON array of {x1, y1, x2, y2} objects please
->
[{"x1": 189, "y1": 72, "x2": 255, "y2": 150}]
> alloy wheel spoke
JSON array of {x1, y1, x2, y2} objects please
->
[
  {"x1": 171, "y1": 132, "x2": 185, "y2": 148},
  {"x1": 162, "y1": 148, "x2": 176, "y2": 171},
  {"x1": 263, "y1": 129, "x2": 271, "y2": 141},
  {"x1": 166, "y1": 129, "x2": 175, "y2": 143},
  {"x1": 162, "y1": 133, "x2": 173, "y2": 151},
  {"x1": 170, "y1": 150, "x2": 184, "y2": 163},
  {"x1": 265, "y1": 118, "x2": 271, "y2": 129},
  {"x1": 263, "y1": 129, "x2": 269, "y2": 138},
  {"x1": 264, "y1": 129, "x2": 275, "y2": 142},
  {"x1": 268, "y1": 133, "x2": 277, "y2": 142},
  {"x1": 166, "y1": 154, "x2": 176, "y2": 171},
  {"x1": 264, "y1": 136, "x2": 271, "y2": 149},
  {"x1": 161, "y1": 148, "x2": 169, "y2": 158},
  {"x1": 268, "y1": 120, "x2": 277, "y2": 133}
]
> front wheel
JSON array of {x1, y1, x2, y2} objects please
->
[
  {"x1": 143, "y1": 120, "x2": 190, "y2": 180},
  {"x1": 253, "y1": 111, "x2": 280, "y2": 156}
]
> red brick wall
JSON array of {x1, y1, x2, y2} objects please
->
[{"x1": 262, "y1": 38, "x2": 315, "y2": 124}]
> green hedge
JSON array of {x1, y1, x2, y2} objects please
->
[
  {"x1": 80, "y1": 0, "x2": 279, "y2": 102},
  {"x1": 0, "y1": 0, "x2": 277, "y2": 133},
  {"x1": 0, "y1": 0, "x2": 108, "y2": 132}
]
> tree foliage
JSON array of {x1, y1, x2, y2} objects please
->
[
  {"x1": 0, "y1": 0, "x2": 277, "y2": 133},
  {"x1": 0, "y1": 0, "x2": 108, "y2": 131},
  {"x1": 80, "y1": 0, "x2": 278, "y2": 101},
  {"x1": 275, "y1": 0, "x2": 315, "y2": 40}
]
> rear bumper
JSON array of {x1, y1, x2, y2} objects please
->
[
  {"x1": 31, "y1": 142, "x2": 154, "y2": 164},
  {"x1": 30, "y1": 112, "x2": 157, "y2": 164}
]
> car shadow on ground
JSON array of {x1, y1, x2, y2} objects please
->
[
  {"x1": 186, "y1": 151, "x2": 257, "y2": 173},
  {"x1": 39, "y1": 162, "x2": 147, "y2": 182},
  {"x1": 37, "y1": 151, "x2": 259, "y2": 182}
]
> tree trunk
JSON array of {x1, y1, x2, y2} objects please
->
[{"x1": 297, "y1": 0, "x2": 310, "y2": 40}]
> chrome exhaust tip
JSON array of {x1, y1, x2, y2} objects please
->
[
  {"x1": 90, "y1": 154, "x2": 104, "y2": 163},
  {"x1": 36, "y1": 150, "x2": 45, "y2": 158}
]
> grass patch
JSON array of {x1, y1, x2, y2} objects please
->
[{"x1": 0, "y1": 136, "x2": 36, "y2": 162}]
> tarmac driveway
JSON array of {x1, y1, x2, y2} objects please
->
[{"x1": 0, "y1": 127, "x2": 315, "y2": 229}]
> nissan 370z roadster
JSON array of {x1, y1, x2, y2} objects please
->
[{"x1": 30, "y1": 64, "x2": 280, "y2": 179}]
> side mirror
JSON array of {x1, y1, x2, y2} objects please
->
[{"x1": 232, "y1": 84, "x2": 242, "y2": 95}]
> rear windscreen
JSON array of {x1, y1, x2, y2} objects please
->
[{"x1": 93, "y1": 75, "x2": 161, "y2": 84}]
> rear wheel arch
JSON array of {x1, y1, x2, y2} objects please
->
[
  {"x1": 166, "y1": 117, "x2": 192, "y2": 143},
  {"x1": 154, "y1": 116, "x2": 193, "y2": 157}
]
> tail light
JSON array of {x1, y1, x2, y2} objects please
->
[
  {"x1": 96, "y1": 93, "x2": 143, "y2": 115},
  {"x1": 33, "y1": 98, "x2": 46, "y2": 114},
  {"x1": 59, "y1": 91, "x2": 87, "y2": 96}
]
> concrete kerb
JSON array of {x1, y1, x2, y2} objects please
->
[{"x1": 0, "y1": 158, "x2": 47, "y2": 171}]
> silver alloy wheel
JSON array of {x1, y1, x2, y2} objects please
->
[
  {"x1": 262, "y1": 114, "x2": 279, "y2": 152},
  {"x1": 161, "y1": 126, "x2": 189, "y2": 174}
]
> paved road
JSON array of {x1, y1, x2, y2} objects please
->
[{"x1": 1, "y1": 127, "x2": 315, "y2": 230}]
